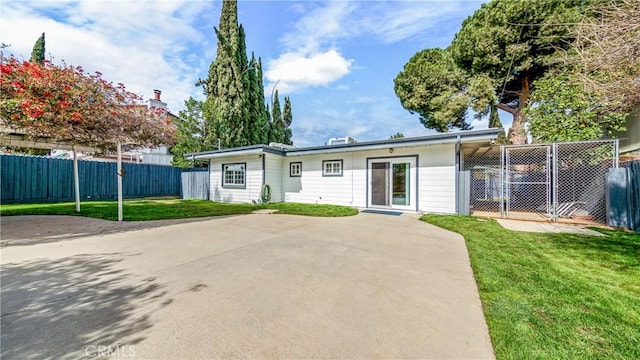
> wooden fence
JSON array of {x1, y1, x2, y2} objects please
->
[
  {"x1": 1, "y1": 154, "x2": 183, "y2": 203},
  {"x1": 181, "y1": 169, "x2": 209, "y2": 200}
]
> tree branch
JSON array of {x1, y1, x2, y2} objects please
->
[{"x1": 497, "y1": 103, "x2": 518, "y2": 116}]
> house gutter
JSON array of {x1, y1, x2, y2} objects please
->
[
  {"x1": 285, "y1": 134, "x2": 499, "y2": 157},
  {"x1": 185, "y1": 129, "x2": 503, "y2": 160}
]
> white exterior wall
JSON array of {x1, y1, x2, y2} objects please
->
[
  {"x1": 417, "y1": 144, "x2": 456, "y2": 213},
  {"x1": 205, "y1": 143, "x2": 457, "y2": 212},
  {"x1": 264, "y1": 153, "x2": 284, "y2": 202},
  {"x1": 209, "y1": 155, "x2": 263, "y2": 203},
  {"x1": 283, "y1": 153, "x2": 364, "y2": 206},
  {"x1": 282, "y1": 143, "x2": 456, "y2": 213}
]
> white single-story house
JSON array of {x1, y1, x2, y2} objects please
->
[{"x1": 187, "y1": 128, "x2": 503, "y2": 213}]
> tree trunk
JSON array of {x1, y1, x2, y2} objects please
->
[
  {"x1": 508, "y1": 74, "x2": 531, "y2": 145},
  {"x1": 73, "y1": 145, "x2": 81, "y2": 212},
  {"x1": 117, "y1": 142, "x2": 123, "y2": 222}
]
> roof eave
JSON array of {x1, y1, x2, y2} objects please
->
[
  {"x1": 184, "y1": 128, "x2": 504, "y2": 159},
  {"x1": 286, "y1": 128, "x2": 503, "y2": 156},
  {"x1": 186, "y1": 145, "x2": 284, "y2": 160}
]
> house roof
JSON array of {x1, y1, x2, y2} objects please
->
[{"x1": 186, "y1": 128, "x2": 504, "y2": 160}]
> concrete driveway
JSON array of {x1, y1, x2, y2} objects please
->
[{"x1": 0, "y1": 213, "x2": 494, "y2": 359}]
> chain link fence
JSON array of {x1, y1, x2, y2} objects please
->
[{"x1": 462, "y1": 140, "x2": 618, "y2": 224}]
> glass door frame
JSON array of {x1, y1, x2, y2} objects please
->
[{"x1": 367, "y1": 156, "x2": 417, "y2": 211}]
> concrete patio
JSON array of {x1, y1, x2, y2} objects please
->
[{"x1": 1, "y1": 213, "x2": 494, "y2": 359}]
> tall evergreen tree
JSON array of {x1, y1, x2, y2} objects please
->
[
  {"x1": 282, "y1": 96, "x2": 293, "y2": 145},
  {"x1": 194, "y1": 0, "x2": 294, "y2": 149},
  {"x1": 265, "y1": 102, "x2": 272, "y2": 143},
  {"x1": 247, "y1": 53, "x2": 270, "y2": 144},
  {"x1": 30, "y1": 33, "x2": 45, "y2": 64},
  {"x1": 270, "y1": 90, "x2": 285, "y2": 143},
  {"x1": 201, "y1": 0, "x2": 248, "y2": 148}
]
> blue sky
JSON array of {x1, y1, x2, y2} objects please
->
[{"x1": 1, "y1": 0, "x2": 495, "y2": 147}]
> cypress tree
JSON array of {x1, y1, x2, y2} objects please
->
[
  {"x1": 196, "y1": 0, "x2": 294, "y2": 149},
  {"x1": 247, "y1": 53, "x2": 270, "y2": 144},
  {"x1": 265, "y1": 103, "x2": 272, "y2": 143},
  {"x1": 282, "y1": 96, "x2": 293, "y2": 145},
  {"x1": 202, "y1": 0, "x2": 248, "y2": 148},
  {"x1": 270, "y1": 90, "x2": 284, "y2": 143},
  {"x1": 30, "y1": 33, "x2": 45, "y2": 64}
]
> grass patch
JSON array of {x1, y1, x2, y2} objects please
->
[
  {"x1": 266, "y1": 202, "x2": 358, "y2": 217},
  {"x1": 0, "y1": 199, "x2": 357, "y2": 221},
  {"x1": 0, "y1": 200, "x2": 257, "y2": 221},
  {"x1": 421, "y1": 214, "x2": 640, "y2": 360}
]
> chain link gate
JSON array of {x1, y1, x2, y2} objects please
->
[
  {"x1": 504, "y1": 145, "x2": 552, "y2": 220},
  {"x1": 462, "y1": 140, "x2": 618, "y2": 224}
]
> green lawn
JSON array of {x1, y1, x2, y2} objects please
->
[
  {"x1": 0, "y1": 199, "x2": 358, "y2": 221},
  {"x1": 267, "y1": 202, "x2": 358, "y2": 217},
  {"x1": 421, "y1": 214, "x2": 640, "y2": 360}
]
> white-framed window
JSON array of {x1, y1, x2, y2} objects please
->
[
  {"x1": 222, "y1": 162, "x2": 246, "y2": 188},
  {"x1": 290, "y1": 162, "x2": 302, "y2": 177},
  {"x1": 322, "y1": 159, "x2": 343, "y2": 177}
]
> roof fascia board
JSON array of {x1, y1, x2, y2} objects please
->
[
  {"x1": 188, "y1": 145, "x2": 284, "y2": 160},
  {"x1": 187, "y1": 128, "x2": 503, "y2": 159},
  {"x1": 285, "y1": 129, "x2": 502, "y2": 156}
]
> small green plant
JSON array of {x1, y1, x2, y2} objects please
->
[{"x1": 260, "y1": 184, "x2": 272, "y2": 204}]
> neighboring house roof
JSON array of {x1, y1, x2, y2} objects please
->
[{"x1": 186, "y1": 128, "x2": 504, "y2": 160}]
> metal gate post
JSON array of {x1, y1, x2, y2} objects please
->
[
  {"x1": 552, "y1": 143, "x2": 558, "y2": 222},
  {"x1": 500, "y1": 145, "x2": 505, "y2": 218},
  {"x1": 614, "y1": 139, "x2": 619, "y2": 168}
]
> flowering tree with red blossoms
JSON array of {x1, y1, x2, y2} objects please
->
[
  {"x1": 0, "y1": 55, "x2": 175, "y2": 148},
  {"x1": 1, "y1": 55, "x2": 176, "y2": 218}
]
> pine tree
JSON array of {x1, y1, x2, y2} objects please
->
[
  {"x1": 30, "y1": 33, "x2": 45, "y2": 64},
  {"x1": 282, "y1": 96, "x2": 293, "y2": 145}
]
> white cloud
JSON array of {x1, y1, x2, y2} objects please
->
[
  {"x1": 265, "y1": 49, "x2": 353, "y2": 93},
  {"x1": 281, "y1": 1, "x2": 357, "y2": 53},
  {"x1": 354, "y1": 1, "x2": 481, "y2": 44},
  {"x1": 280, "y1": 1, "x2": 481, "y2": 48},
  {"x1": 0, "y1": 0, "x2": 215, "y2": 112},
  {"x1": 268, "y1": 0, "x2": 482, "y2": 94}
]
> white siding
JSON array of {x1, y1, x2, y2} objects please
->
[
  {"x1": 206, "y1": 143, "x2": 457, "y2": 212},
  {"x1": 209, "y1": 155, "x2": 263, "y2": 203},
  {"x1": 418, "y1": 144, "x2": 456, "y2": 213},
  {"x1": 282, "y1": 144, "x2": 456, "y2": 213},
  {"x1": 264, "y1": 153, "x2": 284, "y2": 202},
  {"x1": 283, "y1": 154, "x2": 363, "y2": 206}
]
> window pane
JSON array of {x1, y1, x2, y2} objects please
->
[{"x1": 224, "y1": 163, "x2": 244, "y2": 185}]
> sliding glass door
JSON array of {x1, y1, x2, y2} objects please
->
[
  {"x1": 368, "y1": 157, "x2": 416, "y2": 210},
  {"x1": 392, "y1": 162, "x2": 410, "y2": 206},
  {"x1": 371, "y1": 162, "x2": 390, "y2": 206}
]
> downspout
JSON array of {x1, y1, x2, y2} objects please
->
[
  {"x1": 281, "y1": 153, "x2": 285, "y2": 203},
  {"x1": 455, "y1": 135, "x2": 461, "y2": 214},
  {"x1": 351, "y1": 151, "x2": 354, "y2": 205},
  {"x1": 262, "y1": 153, "x2": 266, "y2": 185}
]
